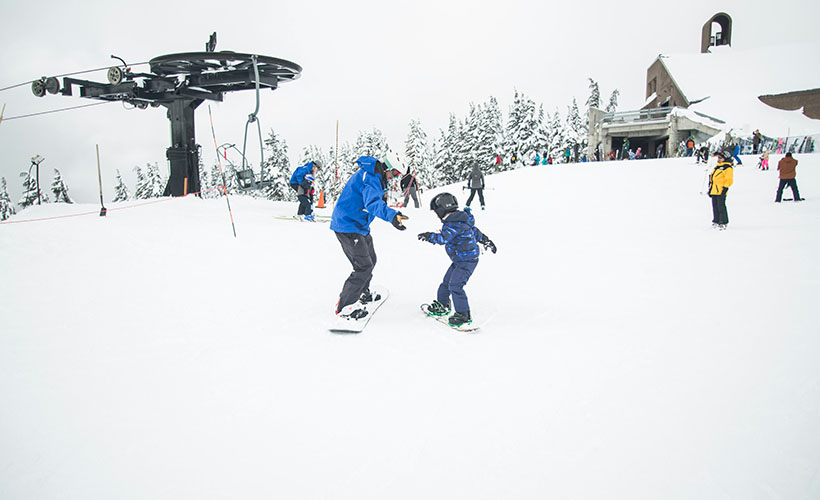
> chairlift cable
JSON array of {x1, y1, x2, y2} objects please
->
[
  {"x1": 1, "y1": 101, "x2": 112, "y2": 122},
  {"x1": 0, "y1": 61, "x2": 151, "y2": 93}
]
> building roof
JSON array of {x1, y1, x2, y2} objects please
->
[{"x1": 656, "y1": 42, "x2": 820, "y2": 137}]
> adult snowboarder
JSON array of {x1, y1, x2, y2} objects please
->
[
  {"x1": 775, "y1": 152, "x2": 802, "y2": 202},
  {"x1": 464, "y1": 164, "x2": 486, "y2": 209},
  {"x1": 289, "y1": 160, "x2": 322, "y2": 221},
  {"x1": 709, "y1": 151, "x2": 734, "y2": 230},
  {"x1": 331, "y1": 156, "x2": 408, "y2": 319},
  {"x1": 418, "y1": 193, "x2": 496, "y2": 328}
]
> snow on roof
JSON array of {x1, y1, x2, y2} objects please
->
[{"x1": 657, "y1": 42, "x2": 820, "y2": 137}]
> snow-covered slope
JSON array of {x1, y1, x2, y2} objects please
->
[{"x1": 2, "y1": 155, "x2": 819, "y2": 499}]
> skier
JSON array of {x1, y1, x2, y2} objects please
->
[
  {"x1": 418, "y1": 193, "x2": 496, "y2": 328},
  {"x1": 330, "y1": 155, "x2": 408, "y2": 319},
  {"x1": 289, "y1": 160, "x2": 322, "y2": 221},
  {"x1": 400, "y1": 167, "x2": 420, "y2": 208},
  {"x1": 775, "y1": 152, "x2": 802, "y2": 202},
  {"x1": 709, "y1": 151, "x2": 734, "y2": 230},
  {"x1": 464, "y1": 163, "x2": 486, "y2": 209}
]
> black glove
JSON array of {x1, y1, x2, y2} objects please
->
[
  {"x1": 480, "y1": 235, "x2": 497, "y2": 254},
  {"x1": 418, "y1": 232, "x2": 432, "y2": 242},
  {"x1": 392, "y1": 212, "x2": 408, "y2": 231}
]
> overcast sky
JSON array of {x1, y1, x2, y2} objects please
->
[{"x1": 1, "y1": 0, "x2": 819, "y2": 202}]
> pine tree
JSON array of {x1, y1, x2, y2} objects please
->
[
  {"x1": 586, "y1": 78, "x2": 601, "y2": 109},
  {"x1": 18, "y1": 171, "x2": 48, "y2": 208},
  {"x1": 548, "y1": 109, "x2": 567, "y2": 159},
  {"x1": 606, "y1": 89, "x2": 620, "y2": 113},
  {"x1": 433, "y1": 114, "x2": 459, "y2": 186},
  {"x1": 145, "y1": 163, "x2": 165, "y2": 198},
  {"x1": 354, "y1": 129, "x2": 389, "y2": 159},
  {"x1": 133, "y1": 165, "x2": 150, "y2": 199},
  {"x1": 0, "y1": 177, "x2": 16, "y2": 221},
  {"x1": 405, "y1": 119, "x2": 434, "y2": 189},
  {"x1": 328, "y1": 142, "x2": 358, "y2": 201},
  {"x1": 112, "y1": 169, "x2": 130, "y2": 202},
  {"x1": 50, "y1": 169, "x2": 73, "y2": 203},
  {"x1": 258, "y1": 129, "x2": 293, "y2": 201}
]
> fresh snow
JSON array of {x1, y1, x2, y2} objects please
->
[{"x1": 2, "y1": 155, "x2": 820, "y2": 499}]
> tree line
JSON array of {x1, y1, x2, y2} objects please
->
[{"x1": 1, "y1": 81, "x2": 618, "y2": 220}]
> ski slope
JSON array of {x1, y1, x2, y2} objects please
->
[{"x1": 2, "y1": 155, "x2": 819, "y2": 499}]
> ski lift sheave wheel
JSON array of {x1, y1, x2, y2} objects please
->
[
  {"x1": 107, "y1": 66, "x2": 124, "y2": 85},
  {"x1": 31, "y1": 77, "x2": 59, "y2": 97}
]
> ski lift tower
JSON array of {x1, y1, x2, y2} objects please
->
[{"x1": 32, "y1": 33, "x2": 302, "y2": 196}]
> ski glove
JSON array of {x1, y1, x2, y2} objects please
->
[
  {"x1": 479, "y1": 235, "x2": 497, "y2": 254},
  {"x1": 418, "y1": 232, "x2": 433, "y2": 242},
  {"x1": 392, "y1": 212, "x2": 408, "y2": 231}
]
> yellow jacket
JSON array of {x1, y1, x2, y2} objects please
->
[{"x1": 709, "y1": 162, "x2": 734, "y2": 195}]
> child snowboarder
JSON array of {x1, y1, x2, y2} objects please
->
[{"x1": 418, "y1": 193, "x2": 497, "y2": 327}]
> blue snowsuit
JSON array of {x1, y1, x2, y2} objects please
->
[
  {"x1": 290, "y1": 161, "x2": 318, "y2": 216},
  {"x1": 331, "y1": 156, "x2": 399, "y2": 311},
  {"x1": 732, "y1": 144, "x2": 743, "y2": 165},
  {"x1": 426, "y1": 209, "x2": 486, "y2": 315}
]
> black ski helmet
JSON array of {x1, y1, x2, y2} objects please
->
[{"x1": 430, "y1": 192, "x2": 458, "y2": 219}]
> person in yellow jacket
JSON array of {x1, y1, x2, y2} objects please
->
[{"x1": 709, "y1": 151, "x2": 734, "y2": 230}]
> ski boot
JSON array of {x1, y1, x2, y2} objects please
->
[
  {"x1": 304, "y1": 214, "x2": 315, "y2": 222},
  {"x1": 337, "y1": 302, "x2": 368, "y2": 320}
]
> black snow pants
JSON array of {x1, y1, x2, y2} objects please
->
[
  {"x1": 466, "y1": 188, "x2": 485, "y2": 207},
  {"x1": 335, "y1": 232, "x2": 377, "y2": 312},
  {"x1": 711, "y1": 193, "x2": 729, "y2": 225}
]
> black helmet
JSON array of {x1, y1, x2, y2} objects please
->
[{"x1": 430, "y1": 192, "x2": 458, "y2": 219}]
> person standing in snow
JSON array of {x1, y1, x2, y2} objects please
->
[
  {"x1": 464, "y1": 163, "x2": 486, "y2": 210},
  {"x1": 753, "y1": 129, "x2": 762, "y2": 154},
  {"x1": 775, "y1": 152, "x2": 802, "y2": 202},
  {"x1": 709, "y1": 151, "x2": 734, "y2": 230},
  {"x1": 686, "y1": 137, "x2": 695, "y2": 157},
  {"x1": 418, "y1": 193, "x2": 496, "y2": 328},
  {"x1": 732, "y1": 142, "x2": 743, "y2": 166},
  {"x1": 400, "y1": 167, "x2": 420, "y2": 208},
  {"x1": 330, "y1": 156, "x2": 408, "y2": 319},
  {"x1": 759, "y1": 148, "x2": 770, "y2": 171},
  {"x1": 621, "y1": 138, "x2": 630, "y2": 160},
  {"x1": 289, "y1": 160, "x2": 322, "y2": 221}
]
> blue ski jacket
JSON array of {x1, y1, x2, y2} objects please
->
[
  {"x1": 428, "y1": 209, "x2": 485, "y2": 262},
  {"x1": 289, "y1": 162, "x2": 317, "y2": 185},
  {"x1": 330, "y1": 156, "x2": 398, "y2": 235}
]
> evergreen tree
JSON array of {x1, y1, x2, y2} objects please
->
[
  {"x1": 328, "y1": 142, "x2": 358, "y2": 202},
  {"x1": 433, "y1": 114, "x2": 459, "y2": 186},
  {"x1": 259, "y1": 129, "x2": 293, "y2": 201},
  {"x1": 18, "y1": 170, "x2": 48, "y2": 208},
  {"x1": 0, "y1": 177, "x2": 16, "y2": 221},
  {"x1": 565, "y1": 98, "x2": 585, "y2": 160},
  {"x1": 354, "y1": 128, "x2": 389, "y2": 159},
  {"x1": 405, "y1": 119, "x2": 434, "y2": 189},
  {"x1": 548, "y1": 109, "x2": 567, "y2": 159},
  {"x1": 504, "y1": 90, "x2": 542, "y2": 167},
  {"x1": 133, "y1": 165, "x2": 150, "y2": 199},
  {"x1": 586, "y1": 78, "x2": 601, "y2": 109},
  {"x1": 145, "y1": 163, "x2": 165, "y2": 198},
  {"x1": 606, "y1": 89, "x2": 620, "y2": 113},
  {"x1": 112, "y1": 169, "x2": 130, "y2": 202},
  {"x1": 50, "y1": 169, "x2": 73, "y2": 203}
]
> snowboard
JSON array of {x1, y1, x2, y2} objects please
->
[
  {"x1": 419, "y1": 304, "x2": 481, "y2": 332},
  {"x1": 273, "y1": 215, "x2": 331, "y2": 223},
  {"x1": 329, "y1": 287, "x2": 389, "y2": 334}
]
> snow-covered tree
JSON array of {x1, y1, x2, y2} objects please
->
[
  {"x1": 328, "y1": 142, "x2": 358, "y2": 202},
  {"x1": 565, "y1": 98, "x2": 585, "y2": 160},
  {"x1": 606, "y1": 89, "x2": 620, "y2": 113},
  {"x1": 405, "y1": 119, "x2": 435, "y2": 189},
  {"x1": 18, "y1": 171, "x2": 48, "y2": 208},
  {"x1": 504, "y1": 90, "x2": 542, "y2": 167},
  {"x1": 547, "y1": 109, "x2": 567, "y2": 159},
  {"x1": 0, "y1": 177, "x2": 16, "y2": 221},
  {"x1": 433, "y1": 114, "x2": 459, "y2": 186},
  {"x1": 112, "y1": 169, "x2": 130, "y2": 202},
  {"x1": 258, "y1": 129, "x2": 293, "y2": 201},
  {"x1": 354, "y1": 129, "x2": 389, "y2": 159},
  {"x1": 586, "y1": 78, "x2": 601, "y2": 109},
  {"x1": 133, "y1": 164, "x2": 152, "y2": 200},
  {"x1": 50, "y1": 169, "x2": 72, "y2": 203}
]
